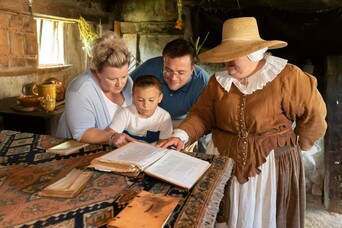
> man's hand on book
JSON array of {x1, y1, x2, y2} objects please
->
[{"x1": 156, "y1": 137, "x2": 184, "y2": 151}]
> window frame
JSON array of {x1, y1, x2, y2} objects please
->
[{"x1": 35, "y1": 17, "x2": 65, "y2": 66}]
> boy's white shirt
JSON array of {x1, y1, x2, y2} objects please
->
[{"x1": 109, "y1": 105, "x2": 173, "y2": 142}]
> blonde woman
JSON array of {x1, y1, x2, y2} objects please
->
[{"x1": 57, "y1": 32, "x2": 135, "y2": 145}]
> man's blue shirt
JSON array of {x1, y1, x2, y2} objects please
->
[{"x1": 130, "y1": 56, "x2": 209, "y2": 120}]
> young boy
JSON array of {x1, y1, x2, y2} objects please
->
[{"x1": 108, "y1": 75, "x2": 173, "y2": 144}]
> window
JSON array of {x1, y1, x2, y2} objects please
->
[{"x1": 36, "y1": 18, "x2": 64, "y2": 65}]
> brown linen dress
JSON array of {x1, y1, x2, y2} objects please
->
[{"x1": 178, "y1": 62, "x2": 327, "y2": 227}]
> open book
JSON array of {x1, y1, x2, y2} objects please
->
[
  {"x1": 89, "y1": 142, "x2": 211, "y2": 190},
  {"x1": 46, "y1": 140, "x2": 89, "y2": 155},
  {"x1": 107, "y1": 190, "x2": 180, "y2": 228},
  {"x1": 38, "y1": 168, "x2": 93, "y2": 198}
]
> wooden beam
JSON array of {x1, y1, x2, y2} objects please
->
[
  {"x1": 0, "y1": 0, "x2": 111, "y2": 22},
  {"x1": 114, "y1": 20, "x2": 121, "y2": 36},
  {"x1": 0, "y1": 65, "x2": 72, "y2": 77},
  {"x1": 119, "y1": 21, "x2": 183, "y2": 35}
]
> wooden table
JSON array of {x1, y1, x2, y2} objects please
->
[
  {"x1": 0, "y1": 97, "x2": 64, "y2": 136},
  {"x1": 0, "y1": 130, "x2": 232, "y2": 228}
]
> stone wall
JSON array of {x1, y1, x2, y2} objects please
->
[
  {"x1": 116, "y1": 0, "x2": 221, "y2": 75},
  {"x1": 0, "y1": 10, "x2": 83, "y2": 99},
  {"x1": 0, "y1": 0, "x2": 111, "y2": 100},
  {"x1": 0, "y1": 0, "x2": 221, "y2": 101},
  {"x1": 116, "y1": 0, "x2": 183, "y2": 68},
  {"x1": 0, "y1": 12, "x2": 37, "y2": 74}
]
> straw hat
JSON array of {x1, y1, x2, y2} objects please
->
[{"x1": 198, "y1": 17, "x2": 287, "y2": 63}]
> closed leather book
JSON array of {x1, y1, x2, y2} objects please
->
[{"x1": 107, "y1": 190, "x2": 180, "y2": 228}]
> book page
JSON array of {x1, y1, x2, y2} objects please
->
[
  {"x1": 144, "y1": 150, "x2": 211, "y2": 189},
  {"x1": 38, "y1": 169, "x2": 93, "y2": 198},
  {"x1": 88, "y1": 159, "x2": 141, "y2": 177},
  {"x1": 99, "y1": 142, "x2": 167, "y2": 170},
  {"x1": 45, "y1": 169, "x2": 87, "y2": 190}
]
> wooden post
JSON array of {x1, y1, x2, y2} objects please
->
[
  {"x1": 114, "y1": 20, "x2": 121, "y2": 37},
  {"x1": 324, "y1": 55, "x2": 342, "y2": 214}
]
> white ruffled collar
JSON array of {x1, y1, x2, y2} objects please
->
[{"x1": 215, "y1": 55, "x2": 288, "y2": 94}]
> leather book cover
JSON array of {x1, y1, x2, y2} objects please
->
[
  {"x1": 107, "y1": 190, "x2": 180, "y2": 228},
  {"x1": 46, "y1": 139, "x2": 89, "y2": 155}
]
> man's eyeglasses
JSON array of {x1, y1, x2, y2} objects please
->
[{"x1": 162, "y1": 68, "x2": 189, "y2": 77}]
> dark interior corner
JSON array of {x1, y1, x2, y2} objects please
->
[
  {"x1": 191, "y1": 6, "x2": 342, "y2": 55},
  {"x1": 190, "y1": 6, "x2": 341, "y2": 95}
]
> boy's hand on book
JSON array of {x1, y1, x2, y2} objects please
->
[
  {"x1": 156, "y1": 137, "x2": 183, "y2": 151},
  {"x1": 113, "y1": 133, "x2": 138, "y2": 148},
  {"x1": 89, "y1": 141, "x2": 212, "y2": 189}
]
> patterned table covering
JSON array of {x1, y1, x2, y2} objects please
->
[
  {"x1": 0, "y1": 130, "x2": 233, "y2": 228},
  {"x1": 0, "y1": 130, "x2": 109, "y2": 166}
]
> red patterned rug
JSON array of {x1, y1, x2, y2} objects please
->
[
  {"x1": 0, "y1": 147, "x2": 233, "y2": 227},
  {"x1": 0, "y1": 153, "x2": 133, "y2": 227}
]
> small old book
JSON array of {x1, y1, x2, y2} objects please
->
[
  {"x1": 107, "y1": 190, "x2": 180, "y2": 228},
  {"x1": 46, "y1": 140, "x2": 89, "y2": 155},
  {"x1": 88, "y1": 141, "x2": 211, "y2": 190},
  {"x1": 38, "y1": 168, "x2": 93, "y2": 198}
]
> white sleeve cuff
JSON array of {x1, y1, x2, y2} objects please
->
[{"x1": 172, "y1": 129, "x2": 189, "y2": 143}]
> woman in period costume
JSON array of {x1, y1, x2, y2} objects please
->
[{"x1": 157, "y1": 17, "x2": 327, "y2": 227}]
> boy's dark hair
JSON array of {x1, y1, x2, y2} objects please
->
[
  {"x1": 133, "y1": 75, "x2": 162, "y2": 93},
  {"x1": 162, "y1": 38, "x2": 196, "y2": 65}
]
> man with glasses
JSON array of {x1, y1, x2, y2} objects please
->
[{"x1": 130, "y1": 38, "x2": 210, "y2": 152}]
